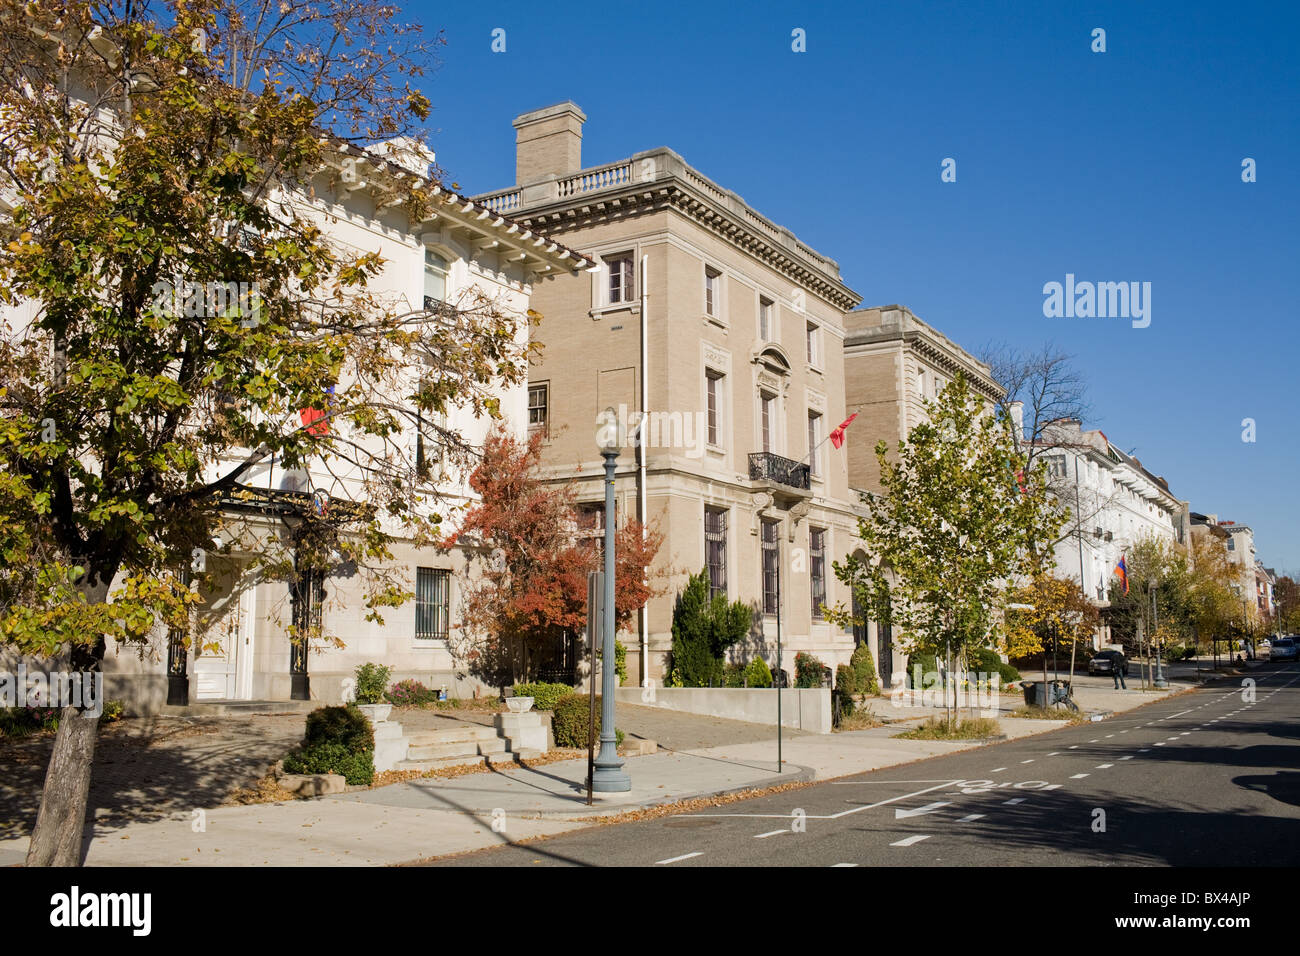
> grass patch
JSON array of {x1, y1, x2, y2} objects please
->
[
  {"x1": 1009, "y1": 706, "x2": 1088, "y2": 724},
  {"x1": 894, "y1": 716, "x2": 1001, "y2": 740},
  {"x1": 836, "y1": 709, "x2": 886, "y2": 731}
]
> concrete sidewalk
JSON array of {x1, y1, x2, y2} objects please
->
[{"x1": 0, "y1": 679, "x2": 1191, "y2": 866}]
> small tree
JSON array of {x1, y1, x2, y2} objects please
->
[
  {"x1": 832, "y1": 374, "x2": 1063, "y2": 723},
  {"x1": 446, "y1": 428, "x2": 662, "y2": 685},
  {"x1": 668, "y1": 569, "x2": 750, "y2": 687},
  {"x1": 1004, "y1": 573, "x2": 1100, "y2": 683}
]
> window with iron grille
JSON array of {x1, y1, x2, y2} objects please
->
[
  {"x1": 810, "y1": 527, "x2": 827, "y2": 619},
  {"x1": 415, "y1": 567, "x2": 450, "y2": 639},
  {"x1": 705, "y1": 507, "x2": 728, "y2": 599},
  {"x1": 761, "y1": 519, "x2": 780, "y2": 615}
]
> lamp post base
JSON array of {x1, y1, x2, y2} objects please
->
[{"x1": 592, "y1": 741, "x2": 631, "y2": 792}]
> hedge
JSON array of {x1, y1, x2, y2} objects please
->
[
  {"x1": 551, "y1": 693, "x2": 623, "y2": 749},
  {"x1": 512, "y1": 682, "x2": 574, "y2": 711}
]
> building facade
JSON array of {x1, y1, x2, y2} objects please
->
[{"x1": 475, "y1": 102, "x2": 867, "y2": 686}]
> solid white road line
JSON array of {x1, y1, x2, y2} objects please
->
[
  {"x1": 891, "y1": 835, "x2": 931, "y2": 847},
  {"x1": 895, "y1": 801, "x2": 951, "y2": 819},
  {"x1": 656, "y1": 852, "x2": 703, "y2": 865}
]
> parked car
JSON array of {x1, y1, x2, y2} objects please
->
[
  {"x1": 1269, "y1": 637, "x2": 1297, "y2": 661},
  {"x1": 1088, "y1": 649, "x2": 1129, "y2": 676}
]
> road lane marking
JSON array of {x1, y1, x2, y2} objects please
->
[
  {"x1": 1155, "y1": 742, "x2": 1167, "y2": 746},
  {"x1": 754, "y1": 830, "x2": 787, "y2": 839},
  {"x1": 1048, "y1": 752, "x2": 1061, "y2": 756},
  {"x1": 895, "y1": 802, "x2": 952, "y2": 819},
  {"x1": 891, "y1": 835, "x2": 931, "y2": 847},
  {"x1": 1004, "y1": 798, "x2": 1027, "y2": 805},
  {"x1": 688, "y1": 780, "x2": 961, "y2": 821},
  {"x1": 656, "y1": 852, "x2": 703, "y2": 865},
  {"x1": 1139, "y1": 748, "x2": 1151, "y2": 752},
  {"x1": 1021, "y1": 759, "x2": 1034, "y2": 764},
  {"x1": 1071, "y1": 773, "x2": 1089, "y2": 779},
  {"x1": 991, "y1": 767, "x2": 1007, "y2": 772},
  {"x1": 1044, "y1": 784, "x2": 1063, "y2": 789},
  {"x1": 1097, "y1": 763, "x2": 1114, "y2": 768},
  {"x1": 958, "y1": 814, "x2": 986, "y2": 822},
  {"x1": 831, "y1": 863, "x2": 858, "y2": 867},
  {"x1": 1119, "y1": 756, "x2": 1134, "y2": 760}
]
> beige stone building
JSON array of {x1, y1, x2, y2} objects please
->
[
  {"x1": 476, "y1": 102, "x2": 866, "y2": 687},
  {"x1": 838, "y1": 305, "x2": 1003, "y2": 683}
]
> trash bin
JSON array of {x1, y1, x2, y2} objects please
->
[{"x1": 1022, "y1": 681, "x2": 1045, "y2": 707}]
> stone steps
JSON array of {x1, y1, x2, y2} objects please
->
[{"x1": 406, "y1": 736, "x2": 508, "y2": 760}]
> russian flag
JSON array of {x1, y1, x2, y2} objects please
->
[{"x1": 1115, "y1": 554, "x2": 1129, "y2": 595}]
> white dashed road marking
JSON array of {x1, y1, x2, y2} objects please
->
[
  {"x1": 891, "y1": 835, "x2": 931, "y2": 847},
  {"x1": 754, "y1": 830, "x2": 787, "y2": 839},
  {"x1": 1071, "y1": 773, "x2": 1090, "y2": 779},
  {"x1": 958, "y1": 814, "x2": 986, "y2": 822},
  {"x1": 656, "y1": 852, "x2": 703, "y2": 865}
]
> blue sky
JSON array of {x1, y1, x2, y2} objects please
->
[{"x1": 408, "y1": 0, "x2": 1299, "y2": 571}]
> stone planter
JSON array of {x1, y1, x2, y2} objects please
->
[
  {"x1": 506, "y1": 696, "x2": 535, "y2": 714},
  {"x1": 356, "y1": 702, "x2": 392, "y2": 724}
]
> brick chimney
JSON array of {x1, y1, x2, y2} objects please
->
[{"x1": 512, "y1": 101, "x2": 586, "y2": 186}]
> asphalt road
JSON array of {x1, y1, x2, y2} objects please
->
[{"x1": 431, "y1": 664, "x2": 1300, "y2": 867}]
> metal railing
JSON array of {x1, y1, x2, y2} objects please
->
[{"x1": 748, "y1": 452, "x2": 811, "y2": 491}]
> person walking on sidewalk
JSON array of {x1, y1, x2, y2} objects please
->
[{"x1": 1113, "y1": 658, "x2": 1127, "y2": 690}]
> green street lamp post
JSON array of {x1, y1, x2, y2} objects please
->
[{"x1": 593, "y1": 409, "x2": 631, "y2": 792}]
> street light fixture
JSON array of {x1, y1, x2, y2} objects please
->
[{"x1": 592, "y1": 408, "x2": 631, "y2": 792}]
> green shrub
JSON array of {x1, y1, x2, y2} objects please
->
[
  {"x1": 835, "y1": 663, "x2": 859, "y2": 696},
  {"x1": 551, "y1": 693, "x2": 623, "y2": 748},
  {"x1": 98, "y1": 699, "x2": 125, "y2": 724},
  {"x1": 794, "y1": 651, "x2": 827, "y2": 688},
  {"x1": 304, "y1": 705, "x2": 375, "y2": 752},
  {"x1": 512, "y1": 682, "x2": 574, "y2": 711},
  {"x1": 287, "y1": 704, "x2": 376, "y2": 786},
  {"x1": 614, "y1": 640, "x2": 627, "y2": 686},
  {"x1": 283, "y1": 742, "x2": 375, "y2": 786},
  {"x1": 669, "y1": 569, "x2": 751, "y2": 687},
  {"x1": 850, "y1": 642, "x2": 878, "y2": 695},
  {"x1": 385, "y1": 679, "x2": 436, "y2": 707},
  {"x1": 0, "y1": 706, "x2": 60, "y2": 737},
  {"x1": 970, "y1": 647, "x2": 1019, "y2": 685},
  {"x1": 354, "y1": 662, "x2": 391, "y2": 704},
  {"x1": 722, "y1": 661, "x2": 747, "y2": 688},
  {"x1": 744, "y1": 656, "x2": 773, "y2": 688},
  {"x1": 907, "y1": 650, "x2": 938, "y2": 688}
]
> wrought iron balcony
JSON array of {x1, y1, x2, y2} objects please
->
[{"x1": 748, "y1": 452, "x2": 811, "y2": 492}]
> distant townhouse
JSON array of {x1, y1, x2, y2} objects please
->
[
  {"x1": 474, "y1": 102, "x2": 866, "y2": 686},
  {"x1": 839, "y1": 305, "x2": 1002, "y2": 683},
  {"x1": 1019, "y1": 419, "x2": 1187, "y2": 646}
]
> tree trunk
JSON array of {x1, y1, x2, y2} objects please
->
[
  {"x1": 25, "y1": 701, "x2": 100, "y2": 866},
  {"x1": 26, "y1": 579, "x2": 109, "y2": 867}
]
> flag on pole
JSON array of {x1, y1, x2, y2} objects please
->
[
  {"x1": 829, "y1": 413, "x2": 858, "y2": 449},
  {"x1": 300, "y1": 385, "x2": 335, "y2": 437},
  {"x1": 1115, "y1": 554, "x2": 1129, "y2": 595}
]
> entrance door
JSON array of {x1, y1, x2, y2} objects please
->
[
  {"x1": 194, "y1": 558, "x2": 254, "y2": 700},
  {"x1": 877, "y1": 594, "x2": 893, "y2": 689}
]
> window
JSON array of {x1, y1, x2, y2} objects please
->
[
  {"x1": 810, "y1": 527, "x2": 827, "y2": 620},
  {"x1": 704, "y1": 265, "x2": 721, "y2": 317},
  {"x1": 807, "y1": 411, "x2": 822, "y2": 478},
  {"x1": 806, "y1": 322, "x2": 819, "y2": 366},
  {"x1": 1228, "y1": 537, "x2": 1236, "y2": 551},
  {"x1": 423, "y1": 250, "x2": 448, "y2": 309},
  {"x1": 576, "y1": 504, "x2": 604, "y2": 557},
  {"x1": 704, "y1": 507, "x2": 728, "y2": 600},
  {"x1": 1045, "y1": 455, "x2": 1068, "y2": 479},
  {"x1": 607, "y1": 255, "x2": 634, "y2": 304},
  {"x1": 760, "y1": 392, "x2": 775, "y2": 453},
  {"x1": 706, "y1": 371, "x2": 723, "y2": 446},
  {"x1": 415, "y1": 567, "x2": 450, "y2": 639},
  {"x1": 759, "y1": 297, "x2": 774, "y2": 341},
  {"x1": 528, "y1": 383, "x2": 549, "y2": 436},
  {"x1": 917, "y1": 369, "x2": 926, "y2": 398},
  {"x1": 761, "y1": 519, "x2": 781, "y2": 615}
]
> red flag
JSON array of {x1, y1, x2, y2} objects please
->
[
  {"x1": 300, "y1": 406, "x2": 329, "y2": 436},
  {"x1": 829, "y1": 413, "x2": 858, "y2": 449}
]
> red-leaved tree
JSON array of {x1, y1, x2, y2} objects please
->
[{"x1": 444, "y1": 428, "x2": 663, "y2": 684}]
